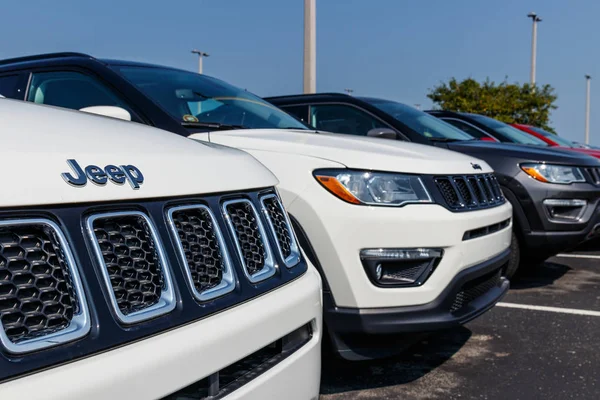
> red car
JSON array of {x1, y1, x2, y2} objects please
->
[{"x1": 512, "y1": 123, "x2": 600, "y2": 160}]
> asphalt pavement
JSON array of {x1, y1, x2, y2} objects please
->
[{"x1": 319, "y1": 240, "x2": 600, "y2": 399}]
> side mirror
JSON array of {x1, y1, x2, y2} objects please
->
[
  {"x1": 367, "y1": 128, "x2": 397, "y2": 140},
  {"x1": 79, "y1": 106, "x2": 131, "y2": 121}
]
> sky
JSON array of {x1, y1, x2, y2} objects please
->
[{"x1": 1, "y1": 0, "x2": 599, "y2": 145}]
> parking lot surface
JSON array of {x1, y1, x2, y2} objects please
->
[{"x1": 320, "y1": 240, "x2": 600, "y2": 399}]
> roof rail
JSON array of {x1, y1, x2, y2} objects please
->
[{"x1": 0, "y1": 52, "x2": 94, "y2": 66}]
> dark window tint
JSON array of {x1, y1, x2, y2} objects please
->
[
  {"x1": 281, "y1": 105, "x2": 309, "y2": 124},
  {"x1": 0, "y1": 75, "x2": 21, "y2": 99},
  {"x1": 528, "y1": 126, "x2": 575, "y2": 147},
  {"x1": 467, "y1": 114, "x2": 547, "y2": 146},
  {"x1": 27, "y1": 71, "x2": 138, "y2": 120},
  {"x1": 442, "y1": 119, "x2": 490, "y2": 139},
  {"x1": 309, "y1": 104, "x2": 388, "y2": 136}
]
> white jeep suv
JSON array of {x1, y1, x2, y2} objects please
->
[
  {"x1": 0, "y1": 99, "x2": 322, "y2": 399},
  {"x1": 5, "y1": 57, "x2": 512, "y2": 360}
]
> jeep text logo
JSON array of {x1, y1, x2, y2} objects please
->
[{"x1": 61, "y1": 159, "x2": 144, "y2": 189}]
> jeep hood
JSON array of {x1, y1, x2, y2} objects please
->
[
  {"x1": 190, "y1": 129, "x2": 492, "y2": 174},
  {"x1": 0, "y1": 100, "x2": 277, "y2": 207},
  {"x1": 446, "y1": 140, "x2": 600, "y2": 166}
]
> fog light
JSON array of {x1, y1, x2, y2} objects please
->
[
  {"x1": 360, "y1": 248, "x2": 443, "y2": 287},
  {"x1": 543, "y1": 199, "x2": 587, "y2": 221}
]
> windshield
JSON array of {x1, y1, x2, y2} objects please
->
[
  {"x1": 468, "y1": 115, "x2": 548, "y2": 146},
  {"x1": 364, "y1": 99, "x2": 473, "y2": 141},
  {"x1": 117, "y1": 66, "x2": 308, "y2": 130},
  {"x1": 527, "y1": 126, "x2": 575, "y2": 147}
]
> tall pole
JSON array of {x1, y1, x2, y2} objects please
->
[
  {"x1": 585, "y1": 75, "x2": 592, "y2": 145},
  {"x1": 191, "y1": 49, "x2": 209, "y2": 74},
  {"x1": 527, "y1": 12, "x2": 542, "y2": 86},
  {"x1": 303, "y1": 0, "x2": 316, "y2": 93}
]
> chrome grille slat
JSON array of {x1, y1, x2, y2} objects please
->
[
  {"x1": 261, "y1": 194, "x2": 301, "y2": 268},
  {"x1": 167, "y1": 205, "x2": 235, "y2": 301},
  {"x1": 223, "y1": 199, "x2": 276, "y2": 283},
  {"x1": 435, "y1": 174, "x2": 505, "y2": 211},
  {"x1": 0, "y1": 219, "x2": 90, "y2": 354},
  {"x1": 86, "y1": 211, "x2": 175, "y2": 324}
]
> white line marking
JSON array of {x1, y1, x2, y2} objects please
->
[
  {"x1": 556, "y1": 253, "x2": 600, "y2": 260},
  {"x1": 497, "y1": 302, "x2": 600, "y2": 317}
]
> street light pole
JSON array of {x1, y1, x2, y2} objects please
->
[
  {"x1": 527, "y1": 12, "x2": 542, "y2": 86},
  {"x1": 191, "y1": 49, "x2": 210, "y2": 74},
  {"x1": 585, "y1": 75, "x2": 592, "y2": 145},
  {"x1": 303, "y1": 0, "x2": 316, "y2": 93}
]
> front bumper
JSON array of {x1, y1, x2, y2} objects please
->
[
  {"x1": 0, "y1": 268, "x2": 323, "y2": 400},
  {"x1": 327, "y1": 248, "x2": 509, "y2": 335},
  {"x1": 286, "y1": 188, "x2": 513, "y2": 309},
  {"x1": 325, "y1": 249, "x2": 509, "y2": 360}
]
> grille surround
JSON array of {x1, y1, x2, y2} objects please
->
[
  {"x1": 260, "y1": 194, "x2": 301, "y2": 268},
  {"x1": 434, "y1": 174, "x2": 505, "y2": 211},
  {"x1": 223, "y1": 199, "x2": 276, "y2": 283},
  {"x1": 86, "y1": 211, "x2": 175, "y2": 324},
  {"x1": 166, "y1": 204, "x2": 236, "y2": 302},
  {"x1": 0, "y1": 219, "x2": 90, "y2": 354}
]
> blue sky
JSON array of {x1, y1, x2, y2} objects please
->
[{"x1": 1, "y1": 0, "x2": 599, "y2": 145}]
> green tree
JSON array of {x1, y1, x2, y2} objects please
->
[{"x1": 427, "y1": 78, "x2": 558, "y2": 132}]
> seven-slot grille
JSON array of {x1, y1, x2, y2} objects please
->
[
  {"x1": 261, "y1": 194, "x2": 301, "y2": 268},
  {"x1": 585, "y1": 167, "x2": 600, "y2": 185},
  {"x1": 167, "y1": 205, "x2": 235, "y2": 301},
  {"x1": 435, "y1": 174, "x2": 504, "y2": 210},
  {"x1": 87, "y1": 212, "x2": 176, "y2": 324},
  {"x1": 0, "y1": 193, "x2": 295, "y2": 354},
  {"x1": 223, "y1": 199, "x2": 276, "y2": 283},
  {"x1": 0, "y1": 219, "x2": 89, "y2": 354}
]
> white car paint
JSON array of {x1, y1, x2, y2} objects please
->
[
  {"x1": 0, "y1": 99, "x2": 322, "y2": 399},
  {"x1": 189, "y1": 128, "x2": 512, "y2": 308}
]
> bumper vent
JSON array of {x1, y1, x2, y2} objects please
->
[
  {"x1": 261, "y1": 194, "x2": 301, "y2": 268},
  {"x1": 224, "y1": 200, "x2": 276, "y2": 283},
  {"x1": 0, "y1": 219, "x2": 89, "y2": 353},
  {"x1": 167, "y1": 205, "x2": 235, "y2": 301},
  {"x1": 87, "y1": 212, "x2": 175, "y2": 324},
  {"x1": 450, "y1": 269, "x2": 502, "y2": 313},
  {"x1": 435, "y1": 174, "x2": 505, "y2": 211},
  {"x1": 585, "y1": 167, "x2": 600, "y2": 185}
]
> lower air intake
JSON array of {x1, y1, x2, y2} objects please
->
[
  {"x1": 450, "y1": 269, "x2": 502, "y2": 313},
  {"x1": 87, "y1": 212, "x2": 175, "y2": 324},
  {"x1": 0, "y1": 219, "x2": 89, "y2": 354}
]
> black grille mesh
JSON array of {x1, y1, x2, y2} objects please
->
[
  {"x1": 0, "y1": 224, "x2": 78, "y2": 343},
  {"x1": 263, "y1": 197, "x2": 292, "y2": 259},
  {"x1": 171, "y1": 207, "x2": 225, "y2": 293},
  {"x1": 225, "y1": 202, "x2": 266, "y2": 276},
  {"x1": 585, "y1": 167, "x2": 600, "y2": 185},
  {"x1": 435, "y1": 174, "x2": 504, "y2": 210},
  {"x1": 92, "y1": 216, "x2": 164, "y2": 315},
  {"x1": 450, "y1": 270, "x2": 502, "y2": 313}
]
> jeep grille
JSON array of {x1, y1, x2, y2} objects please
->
[{"x1": 435, "y1": 174, "x2": 505, "y2": 211}]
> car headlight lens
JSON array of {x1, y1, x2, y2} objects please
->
[
  {"x1": 314, "y1": 169, "x2": 432, "y2": 206},
  {"x1": 521, "y1": 163, "x2": 586, "y2": 184}
]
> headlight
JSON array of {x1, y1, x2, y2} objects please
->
[
  {"x1": 314, "y1": 169, "x2": 432, "y2": 206},
  {"x1": 521, "y1": 163, "x2": 586, "y2": 184}
]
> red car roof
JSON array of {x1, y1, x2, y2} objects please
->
[{"x1": 512, "y1": 124, "x2": 600, "y2": 160}]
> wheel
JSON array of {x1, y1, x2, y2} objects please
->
[{"x1": 503, "y1": 230, "x2": 521, "y2": 279}]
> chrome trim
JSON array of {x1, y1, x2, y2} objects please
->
[
  {"x1": 86, "y1": 211, "x2": 175, "y2": 324},
  {"x1": 0, "y1": 218, "x2": 91, "y2": 354},
  {"x1": 222, "y1": 199, "x2": 277, "y2": 283},
  {"x1": 260, "y1": 194, "x2": 301, "y2": 268},
  {"x1": 166, "y1": 204, "x2": 236, "y2": 302}
]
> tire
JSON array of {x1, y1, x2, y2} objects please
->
[{"x1": 503, "y1": 230, "x2": 521, "y2": 279}]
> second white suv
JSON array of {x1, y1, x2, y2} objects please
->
[{"x1": 3, "y1": 54, "x2": 512, "y2": 360}]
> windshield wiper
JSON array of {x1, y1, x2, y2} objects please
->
[{"x1": 181, "y1": 121, "x2": 247, "y2": 130}]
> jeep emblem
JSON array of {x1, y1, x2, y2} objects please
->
[
  {"x1": 471, "y1": 163, "x2": 483, "y2": 171},
  {"x1": 61, "y1": 159, "x2": 144, "y2": 189}
]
